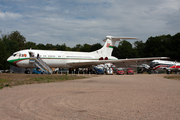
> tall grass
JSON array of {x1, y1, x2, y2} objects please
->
[
  {"x1": 164, "y1": 75, "x2": 180, "y2": 80},
  {"x1": 0, "y1": 75, "x2": 86, "y2": 89}
]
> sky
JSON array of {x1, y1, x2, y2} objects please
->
[{"x1": 0, "y1": 0, "x2": 180, "y2": 47}]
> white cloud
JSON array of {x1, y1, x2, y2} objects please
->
[
  {"x1": 0, "y1": 12, "x2": 22, "y2": 20},
  {"x1": 0, "y1": 0, "x2": 180, "y2": 47}
]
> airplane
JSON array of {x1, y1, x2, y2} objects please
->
[
  {"x1": 7, "y1": 36, "x2": 169, "y2": 74},
  {"x1": 150, "y1": 60, "x2": 180, "y2": 73},
  {"x1": 150, "y1": 60, "x2": 175, "y2": 70},
  {"x1": 130, "y1": 63, "x2": 151, "y2": 73},
  {"x1": 166, "y1": 63, "x2": 180, "y2": 73},
  {"x1": 131, "y1": 63, "x2": 150, "y2": 69}
]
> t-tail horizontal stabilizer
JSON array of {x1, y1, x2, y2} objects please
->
[
  {"x1": 96, "y1": 36, "x2": 138, "y2": 57},
  {"x1": 103, "y1": 36, "x2": 138, "y2": 45}
]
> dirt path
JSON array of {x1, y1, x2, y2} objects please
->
[{"x1": 0, "y1": 74, "x2": 180, "y2": 120}]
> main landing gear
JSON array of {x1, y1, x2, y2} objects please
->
[{"x1": 24, "y1": 69, "x2": 30, "y2": 74}]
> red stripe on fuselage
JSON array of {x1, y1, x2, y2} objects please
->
[
  {"x1": 153, "y1": 65, "x2": 168, "y2": 70},
  {"x1": 169, "y1": 65, "x2": 180, "y2": 68},
  {"x1": 13, "y1": 60, "x2": 24, "y2": 67}
]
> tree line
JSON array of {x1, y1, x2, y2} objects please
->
[{"x1": 0, "y1": 31, "x2": 180, "y2": 70}]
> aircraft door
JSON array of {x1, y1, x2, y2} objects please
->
[
  {"x1": 28, "y1": 52, "x2": 35, "y2": 64},
  {"x1": 29, "y1": 52, "x2": 35, "y2": 57}
]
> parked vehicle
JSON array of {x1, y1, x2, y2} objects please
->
[
  {"x1": 54, "y1": 68, "x2": 69, "y2": 74},
  {"x1": 105, "y1": 67, "x2": 113, "y2": 75},
  {"x1": 32, "y1": 68, "x2": 44, "y2": 74},
  {"x1": 127, "y1": 68, "x2": 134, "y2": 75},
  {"x1": 6, "y1": 69, "x2": 14, "y2": 73},
  {"x1": 93, "y1": 67, "x2": 104, "y2": 74},
  {"x1": 0, "y1": 69, "x2": 14, "y2": 73},
  {"x1": 137, "y1": 67, "x2": 143, "y2": 74},
  {"x1": 116, "y1": 68, "x2": 124, "y2": 75}
]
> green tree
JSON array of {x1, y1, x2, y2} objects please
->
[
  {"x1": 46, "y1": 44, "x2": 55, "y2": 50},
  {"x1": 170, "y1": 33, "x2": 180, "y2": 60},
  {"x1": 0, "y1": 35, "x2": 14, "y2": 69},
  {"x1": 25, "y1": 41, "x2": 37, "y2": 49},
  {"x1": 8, "y1": 31, "x2": 26, "y2": 50},
  {"x1": 144, "y1": 35, "x2": 172, "y2": 57},
  {"x1": 0, "y1": 31, "x2": 26, "y2": 69},
  {"x1": 112, "y1": 46, "x2": 120, "y2": 58},
  {"x1": 37, "y1": 43, "x2": 46, "y2": 50},
  {"x1": 90, "y1": 43, "x2": 102, "y2": 51},
  {"x1": 144, "y1": 36, "x2": 161, "y2": 57},
  {"x1": 80, "y1": 43, "x2": 91, "y2": 52},
  {"x1": 71, "y1": 44, "x2": 83, "y2": 51},
  {"x1": 55, "y1": 43, "x2": 68, "y2": 51},
  {"x1": 134, "y1": 40, "x2": 145, "y2": 57},
  {"x1": 117, "y1": 40, "x2": 137, "y2": 59},
  {"x1": 0, "y1": 39, "x2": 5, "y2": 69}
]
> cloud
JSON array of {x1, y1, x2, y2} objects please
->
[
  {"x1": 0, "y1": 12, "x2": 22, "y2": 20},
  {"x1": 0, "y1": 0, "x2": 180, "y2": 47}
]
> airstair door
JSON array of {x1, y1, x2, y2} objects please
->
[
  {"x1": 29, "y1": 52, "x2": 35, "y2": 64},
  {"x1": 29, "y1": 52, "x2": 35, "y2": 57}
]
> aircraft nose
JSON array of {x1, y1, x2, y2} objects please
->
[
  {"x1": 7, "y1": 56, "x2": 11, "y2": 62},
  {"x1": 7, "y1": 56, "x2": 14, "y2": 65}
]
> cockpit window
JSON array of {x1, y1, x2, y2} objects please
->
[
  {"x1": 16, "y1": 54, "x2": 20, "y2": 57},
  {"x1": 12, "y1": 53, "x2": 20, "y2": 57},
  {"x1": 12, "y1": 53, "x2": 27, "y2": 57}
]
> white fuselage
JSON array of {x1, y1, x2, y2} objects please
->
[
  {"x1": 7, "y1": 49, "x2": 118, "y2": 68},
  {"x1": 150, "y1": 60, "x2": 180, "y2": 71}
]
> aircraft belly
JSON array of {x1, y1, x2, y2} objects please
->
[
  {"x1": 168, "y1": 68, "x2": 179, "y2": 71},
  {"x1": 16, "y1": 59, "x2": 31, "y2": 68}
]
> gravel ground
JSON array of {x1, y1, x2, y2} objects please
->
[{"x1": 0, "y1": 74, "x2": 180, "y2": 120}]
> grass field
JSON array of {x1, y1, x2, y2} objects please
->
[
  {"x1": 0, "y1": 73, "x2": 87, "y2": 89},
  {"x1": 1, "y1": 73, "x2": 180, "y2": 90},
  {"x1": 164, "y1": 74, "x2": 180, "y2": 80}
]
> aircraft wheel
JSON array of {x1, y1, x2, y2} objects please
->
[
  {"x1": 167, "y1": 70, "x2": 171, "y2": 74},
  {"x1": 27, "y1": 70, "x2": 30, "y2": 74},
  {"x1": 25, "y1": 70, "x2": 30, "y2": 74}
]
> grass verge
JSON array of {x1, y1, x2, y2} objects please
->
[
  {"x1": 164, "y1": 75, "x2": 180, "y2": 80},
  {"x1": 0, "y1": 74, "x2": 87, "y2": 90}
]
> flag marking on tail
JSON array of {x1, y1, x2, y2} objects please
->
[{"x1": 106, "y1": 43, "x2": 113, "y2": 48}]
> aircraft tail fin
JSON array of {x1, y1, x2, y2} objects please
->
[{"x1": 93, "y1": 36, "x2": 138, "y2": 57}]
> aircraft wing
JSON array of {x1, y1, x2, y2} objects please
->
[
  {"x1": 67, "y1": 57, "x2": 169, "y2": 68},
  {"x1": 130, "y1": 65, "x2": 144, "y2": 67}
]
